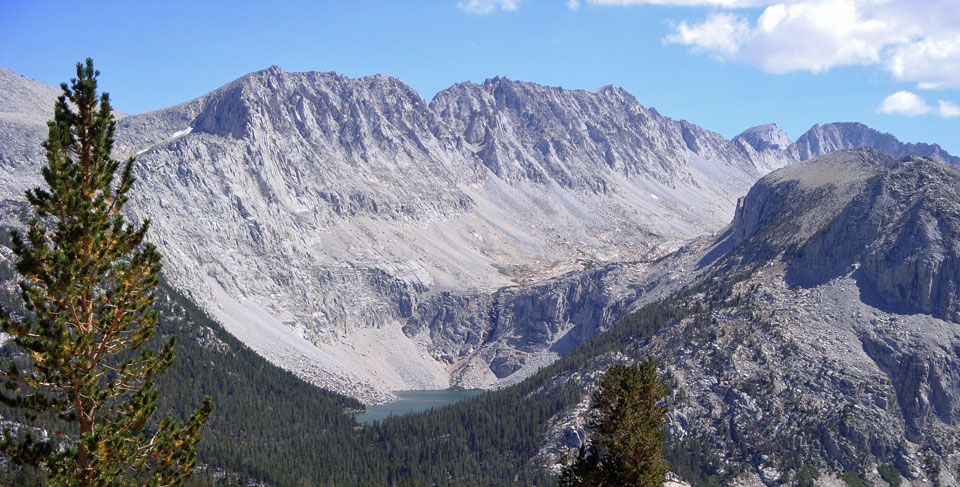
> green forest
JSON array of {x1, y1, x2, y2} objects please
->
[
  {"x1": 1, "y1": 271, "x2": 740, "y2": 486},
  {"x1": 0, "y1": 230, "x2": 745, "y2": 486}
]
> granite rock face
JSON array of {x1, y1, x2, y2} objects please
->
[
  {"x1": 861, "y1": 333, "x2": 960, "y2": 443},
  {"x1": 404, "y1": 261, "x2": 662, "y2": 388},
  {"x1": 542, "y1": 150, "x2": 960, "y2": 486},
  {"x1": 736, "y1": 123, "x2": 791, "y2": 152},
  {"x1": 0, "y1": 67, "x2": 61, "y2": 175},
  {"x1": 0, "y1": 66, "x2": 781, "y2": 400},
  {"x1": 726, "y1": 149, "x2": 960, "y2": 323},
  {"x1": 2, "y1": 66, "x2": 959, "y2": 404},
  {"x1": 431, "y1": 79, "x2": 790, "y2": 190}
]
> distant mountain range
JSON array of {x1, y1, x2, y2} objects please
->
[{"x1": 1, "y1": 65, "x2": 957, "y2": 404}]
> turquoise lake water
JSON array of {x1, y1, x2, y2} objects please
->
[{"x1": 353, "y1": 389, "x2": 484, "y2": 424}]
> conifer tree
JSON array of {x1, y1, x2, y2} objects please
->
[
  {"x1": 0, "y1": 59, "x2": 213, "y2": 486},
  {"x1": 560, "y1": 359, "x2": 670, "y2": 487}
]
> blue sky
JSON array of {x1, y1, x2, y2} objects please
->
[{"x1": 2, "y1": 0, "x2": 958, "y2": 153}]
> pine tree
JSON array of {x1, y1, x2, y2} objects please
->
[
  {"x1": 559, "y1": 359, "x2": 670, "y2": 487},
  {"x1": 0, "y1": 59, "x2": 213, "y2": 486}
]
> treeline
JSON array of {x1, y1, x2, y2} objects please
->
[
  {"x1": 156, "y1": 283, "x2": 574, "y2": 486},
  {"x1": 1, "y1": 263, "x2": 735, "y2": 486}
]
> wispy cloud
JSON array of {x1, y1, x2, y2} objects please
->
[
  {"x1": 599, "y1": 0, "x2": 960, "y2": 90},
  {"x1": 665, "y1": 13, "x2": 750, "y2": 57},
  {"x1": 939, "y1": 100, "x2": 960, "y2": 118},
  {"x1": 457, "y1": 0, "x2": 519, "y2": 14}
]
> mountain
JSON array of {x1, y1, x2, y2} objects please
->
[
  {"x1": 0, "y1": 66, "x2": 61, "y2": 124},
  {"x1": 0, "y1": 66, "x2": 127, "y2": 174},
  {"x1": 3, "y1": 64, "x2": 960, "y2": 485},
  {"x1": 0, "y1": 66, "x2": 780, "y2": 402},
  {"x1": 530, "y1": 148, "x2": 960, "y2": 486},
  {"x1": 3, "y1": 148, "x2": 956, "y2": 486},
  {"x1": 0, "y1": 66, "x2": 60, "y2": 173},
  {"x1": 791, "y1": 122, "x2": 960, "y2": 166},
  {"x1": 1, "y1": 65, "x2": 958, "y2": 405},
  {"x1": 735, "y1": 123, "x2": 791, "y2": 152}
]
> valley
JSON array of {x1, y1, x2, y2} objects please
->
[
  {"x1": 2, "y1": 64, "x2": 960, "y2": 486},
  {"x1": 4, "y1": 66, "x2": 957, "y2": 405}
]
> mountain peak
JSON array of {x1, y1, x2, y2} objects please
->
[
  {"x1": 188, "y1": 67, "x2": 430, "y2": 139},
  {"x1": 793, "y1": 122, "x2": 960, "y2": 166},
  {"x1": 736, "y1": 123, "x2": 791, "y2": 151}
]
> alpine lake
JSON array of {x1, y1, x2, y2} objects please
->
[{"x1": 353, "y1": 389, "x2": 484, "y2": 424}]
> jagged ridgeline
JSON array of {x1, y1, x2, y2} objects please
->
[
  {"x1": 3, "y1": 148, "x2": 959, "y2": 486},
  {"x1": 3, "y1": 62, "x2": 960, "y2": 486},
  {"x1": 3, "y1": 65, "x2": 958, "y2": 405}
]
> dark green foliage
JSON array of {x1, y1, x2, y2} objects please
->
[
  {"x1": 840, "y1": 471, "x2": 869, "y2": 487},
  {"x1": 0, "y1": 463, "x2": 47, "y2": 486},
  {"x1": 559, "y1": 360, "x2": 670, "y2": 487},
  {"x1": 0, "y1": 59, "x2": 212, "y2": 486},
  {"x1": 662, "y1": 437, "x2": 730, "y2": 487},
  {"x1": 878, "y1": 463, "x2": 902, "y2": 487},
  {"x1": 560, "y1": 445, "x2": 607, "y2": 486},
  {"x1": 795, "y1": 463, "x2": 820, "y2": 487},
  {"x1": 151, "y1": 285, "x2": 366, "y2": 486},
  {"x1": 922, "y1": 455, "x2": 942, "y2": 487}
]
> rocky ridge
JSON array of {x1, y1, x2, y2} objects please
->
[
  {"x1": 791, "y1": 122, "x2": 960, "y2": 166},
  {"x1": 539, "y1": 149, "x2": 960, "y2": 486},
  {"x1": 1, "y1": 66, "x2": 958, "y2": 403}
]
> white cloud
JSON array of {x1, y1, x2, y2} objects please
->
[
  {"x1": 457, "y1": 0, "x2": 518, "y2": 14},
  {"x1": 939, "y1": 100, "x2": 960, "y2": 118},
  {"x1": 651, "y1": 0, "x2": 960, "y2": 89},
  {"x1": 665, "y1": 13, "x2": 750, "y2": 57},
  {"x1": 568, "y1": 0, "x2": 581, "y2": 9},
  {"x1": 746, "y1": 1, "x2": 904, "y2": 73},
  {"x1": 888, "y1": 34, "x2": 960, "y2": 90},
  {"x1": 878, "y1": 91, "x2": 931, "y2": 116},
  {"x1": 876, "y1": 92, "x2": 960, "y2": 118}
]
